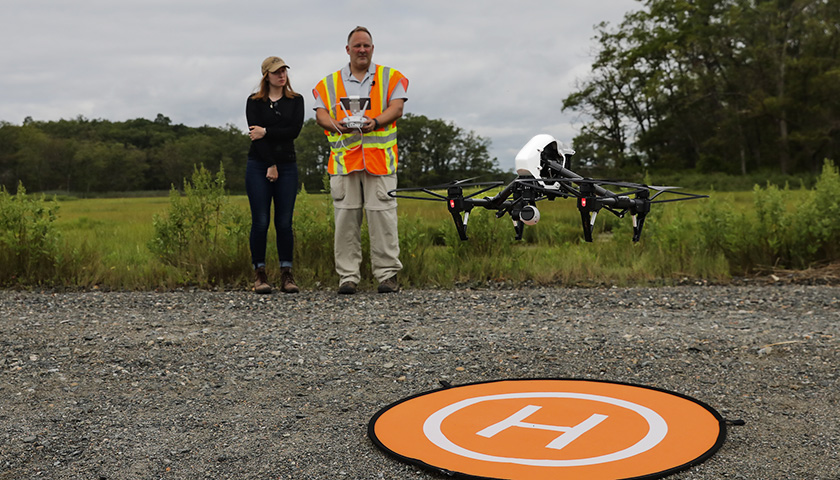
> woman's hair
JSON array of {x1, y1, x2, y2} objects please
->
[{"x1": 251, "y1": 70, "x2": 300, "y2": 101}]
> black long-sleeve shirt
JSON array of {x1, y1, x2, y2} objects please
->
[{"x1": 246, "y1": 94, "x2": 304, "y2": 165}]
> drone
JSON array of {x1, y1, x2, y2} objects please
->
[{"x1": 388, "y1": 134, "x2": 708, "y2": 242}]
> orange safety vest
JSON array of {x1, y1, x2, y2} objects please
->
[{"x1": 313, "y1": 65, "x2": 407, "y2": 175}]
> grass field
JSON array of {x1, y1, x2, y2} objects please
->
[
  {"x1": 6, "y1": 159, "x2": 839, "y2": 291},
  {"x1": 47, "y1": 188, "x2": 726, "y2": 290}
]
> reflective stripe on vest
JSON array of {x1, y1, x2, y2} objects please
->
[{"x1": 315, "y1": 65, "x2": 402, "y2": 175}]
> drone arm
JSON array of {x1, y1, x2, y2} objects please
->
[
  {"x1": 546, "y1": 161, "x2": 615, "y2": 197},
  {"x1": 478, "y1": 182, "x2": 516, "y2": 210},
  {"x1": 649, "y1": 191, "x2": 710, "y2": 203},
  {"x1": 464, "y1": 182, "x2": 509, "y2": 201}
]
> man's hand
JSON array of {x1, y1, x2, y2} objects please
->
[{"x1": 361, "y1": 116, "x2": 376, "y2": 134}]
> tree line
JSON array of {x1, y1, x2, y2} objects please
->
[
  {"x1": 563, "y1": 0, "x2": 838, "y2": 175},
  {"x1": 0, "y1": 113, "x2": 500, "y2": 195}
]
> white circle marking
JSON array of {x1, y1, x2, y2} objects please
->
[{"x1": 422, "y1": 392, "x2": 668, "y2": 467}]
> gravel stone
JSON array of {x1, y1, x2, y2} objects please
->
[{"x1": 1, "y1": 285, "x2": 838, "y2": 479}]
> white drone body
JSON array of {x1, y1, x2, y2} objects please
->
[
  {"x1": 513, "y1": 135, "x2": 576, "y2": 225},
  {"x1": 514, "y1": 134, "x2": 575, "y2": 178}
]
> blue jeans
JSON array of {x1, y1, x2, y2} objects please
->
[{"x1": 245, "y1": 158, "x2": 298, "y2": 268}]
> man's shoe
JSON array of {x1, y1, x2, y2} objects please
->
[
  {"x1": 280, "y1": 267, "x2": 299, "y2": 293},
  {"x1": 254, "y1": 266, "x2": 272, "y2": 294},
  {"x1": 377, "y1": 275, "x2": 399, "y2": 293},
  {"x1": 338, "y1": 281, "x2": 357, "y2": 295}
]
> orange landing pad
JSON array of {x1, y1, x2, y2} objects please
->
[{"x1": 369, "y1": 379, "x2": 727, "y2": 480}]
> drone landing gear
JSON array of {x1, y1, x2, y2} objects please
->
[
  {"x1": 577, "y1": 182, "x2": 601, "y2": 243},
  {"x1": 631, "y1": 214, "x2": 646, "y2": 242},
  {"x1": 578, "y1": 203, "x2": 598, "y2": 242},
  {"x1": 448, "y1": 207, "x2": 472, "y2": 241},
  {"x1": 576, "y1": 182, "x2": 654, "y2": 243},
  {"x1": 512, "y1": 220, "x2": 525, "y2": 240},
  {"x1": 630, "y1": 189, "x2": 650, "y2": 242},
  {"x1": 447, "y1": 185, "x2": 472, "y2": 241}
]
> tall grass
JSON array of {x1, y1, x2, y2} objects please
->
[{"x1": 2, "y1": 162, "x2": 837, "y2": 290}]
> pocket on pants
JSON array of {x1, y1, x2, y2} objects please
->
[
  {"x1": 371, "y1": 174, "x2": 398, "y2": 210},
  {"x1": 330, "y1": 175, "x2": 346, "y2": 202}
]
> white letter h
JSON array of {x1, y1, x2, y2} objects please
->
[{"x1": 476, "y1": 405, "x2": 608, "y2": 450}]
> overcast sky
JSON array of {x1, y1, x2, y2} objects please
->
[{"x1": 1, "y1": 0, "x2": 639, "y2": 171}]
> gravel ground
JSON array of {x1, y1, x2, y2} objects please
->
[{"x1": 1, "y1": 283, "x2": 838, "y2": 480}]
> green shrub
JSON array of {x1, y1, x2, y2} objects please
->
[
  {"x1": 695, "y1": 160, "x2": 840, "y2": 273},
  {"x1": 149, "y1": 164, "x2": 248, "y2": 286},
  {"x1": 5, "y1": 167, "x2": 836, "y2": 290},
  {"x1": 0, "y1": 183, "x2": 62, "y2": 286},
  {"x1": 754, "y1": 183, "x2": 787, "y2": 251},
  {"x1": 788, "y1": 159, "x2": 840, "y2": 266}
]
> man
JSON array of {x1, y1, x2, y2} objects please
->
[{"x1": 313, "y1": 26, "x2": 408, "y2": 294}]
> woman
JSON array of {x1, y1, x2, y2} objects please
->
[{"x1": 245, "y1": 56, "x2": 304, "y2": 293}]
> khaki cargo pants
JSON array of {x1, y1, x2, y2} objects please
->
[{"x1": 330, "y1": 171, "x2": 402, "y2": 285}]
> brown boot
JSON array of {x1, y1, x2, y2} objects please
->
[
  {"x1": 254, "y1": 266, "x2": 272, "y2": 294},
  {"x1": 377, "y1": 274, "x2": 399, "y2": 293},
  {"x1": 280, "y1": 267, "x2": 299, "y2": 293}
]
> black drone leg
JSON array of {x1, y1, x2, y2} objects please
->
[
  {"x1": 446, "y1": 185, "x2": 470, "y2": 241},
  {"x1": 579, "y1": 210, "x2": 594, "y2": 242},
  {"x1": 514, "y1": 221, "x2": 524, "y2": 241},
  {"x1": 449, "y1": 210, "x2": 469, "y2": 241},
  {"x1": 631, "y1": 190, "x2": 650, "y2": 242},
  {"x1": 577, "y1": 186, "x2": 598, "y2": 243},
  {"x1": 632, "y1": 213, "x2": 647, "y2": 242}
]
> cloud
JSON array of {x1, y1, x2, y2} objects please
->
[{"x1": 0, "y1": 0, "x2": 638, "y2": 170}]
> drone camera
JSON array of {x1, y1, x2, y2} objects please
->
[{"x1": 519, "y1": 205, "x2": 541, "y2": 226}]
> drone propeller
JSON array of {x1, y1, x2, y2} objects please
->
[
  {"x1": 453, "y1": 177, "x2": 478, "y2": 185},
  {"x1": 388, "y1": 179, "x2": 505, "y2": 240},
  {"x1": 388, "y1": 179, "x2": 504, "y2": 202}
]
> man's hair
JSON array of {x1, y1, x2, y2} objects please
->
[{"x1": 347, "y1": 26, "x2": 372, "y2": 44}]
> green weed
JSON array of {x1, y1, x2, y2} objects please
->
[
  {"x1": 149, "y1": 164, "x2": 249, "y2": 287},
  {"x1": 0, "y1": 183, "x2": 62, "y2": 286},
  {"x1": 788, "y1": 159, "x2": 840, "y2": 265},
  {"x1": 292, "y1": 188, "x2": 337, "y2": 288},
  {"x1": 694, "y1": 159, "x2": 839, "y2": 273}
]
